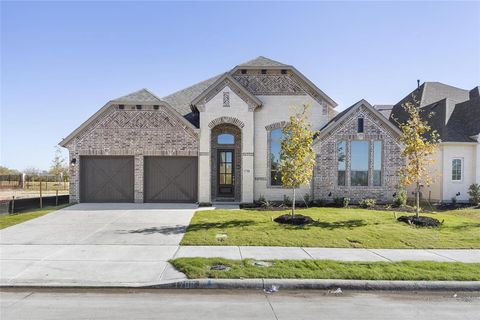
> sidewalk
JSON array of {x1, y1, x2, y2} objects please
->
[{"x1": 174, "y1": 246, "x2": 480, "y2": 263}]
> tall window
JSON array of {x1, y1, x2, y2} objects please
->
[
  {"x1": 452, "y1": 158, "x2": 462, "y2": 181},
  {"x1": 270, "y1": 128, "x2": 283, "y2": 186},
  {"x1": 373, "y1": 141, "x2": 382, "y2": 186},
  {"x1": 337, "y1": 141, "x2": 346, "y2": 186},
  {"x1": 351, "y1": 141, "x2": 369, "y2": 186},
  {"x1": 357, "y1": 118, "x2": 364, "y2": 133}
]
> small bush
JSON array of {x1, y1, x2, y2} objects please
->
[
  {"x1": 333, "y1": 197, "x2": 344, "y2": 207},
  {"x1": 283, "y1": 195, "x2": 292, "y2": 207},
  {"x1": 451, "y1": 197, "x2": 457, "y2": 205},
  {"x1": 343, "y1": 197, "x2": 350, "y2": 208},
  {"x1": 303, "y1": 193, "x2": 311, "y2": 206},
  {"x1": 394, "y1": 189, "x2": 407, "y2": 207},
  {"x1": 313, "y1": 199, "x2": 326, "y2": 207},
  {"x1": 359, "y1": 198, "x2": 376, "y2": 208},
  {"x1": 468, "y1": 183, "x2": 480, "y2": 205}
]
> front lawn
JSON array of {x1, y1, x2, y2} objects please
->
[
  {"x1": 181, "y1": 207, "x2": 480, "y2": 248},
  {"x1": 0, "y1": 205, "x2": 68, "y2": 229},
  {"x1": 171, "y1": 258, "x2": 480, "y2": 281}
]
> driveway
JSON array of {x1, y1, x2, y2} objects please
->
[{"x1": 0, "y1": 203, "x2": 197, "y2": 286}]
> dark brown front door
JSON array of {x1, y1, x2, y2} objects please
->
[{"x1": 217, "y1": 150, "x2": 234, "y2": 197}]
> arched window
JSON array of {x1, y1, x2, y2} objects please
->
[
  {"x1": 270, "y1": 128, "x2": 283, "y2": 186},
  {"x1": 217, "y1": 133, "x2": 235, "y2": 144}
]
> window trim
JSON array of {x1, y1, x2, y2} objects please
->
[{"x1": 451, "y1": 158, "x2": 463, "y2": 182}]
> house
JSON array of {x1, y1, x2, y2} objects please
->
[
  {"x1": 59, "y1": 56, "x2": 407, "y2": 204},
  {"x1": 388, "y1": 82, "x2": 480, "y2": 203}
]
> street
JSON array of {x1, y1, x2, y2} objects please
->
[{"x1": 1, "y1": 289, "x2": 479, "y2": 320}]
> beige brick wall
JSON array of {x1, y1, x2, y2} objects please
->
[
  {"x1": 253, "y1": 95, "x2": 331, "y2": 201},
  {"x1": 65, "y1": 104, "x2": 198, "y2": 203}
]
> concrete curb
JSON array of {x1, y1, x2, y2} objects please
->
[
  {"x1": 2, "y1": 279, "x2": 479, "y2": 291},
  {"x1": 149, "y1": 279, "x2": 480, "y2": 291}
]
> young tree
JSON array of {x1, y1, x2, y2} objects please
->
[
  {"x1": 397, "y1": 101, "x2": 440, "y2": 217},
  {"x1": 279, "y1": 105, "x2": 316, "y2": 215},
  {"x1": 50, "y1": 146, "x2": 67, "y2": 179}
]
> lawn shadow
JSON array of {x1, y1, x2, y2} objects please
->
[
  {"x1": 447, "y1": 222, "x2": 480, "y2": 231},
  {"x1": 119, "y1": 225, "x2": 187, "y2": 235},
  {"x1": 186, "y1": 220, "x2": 256, "y2": 232},
  {"x1": 311, "y1": 219, "x2": 367, "y2": 230}
]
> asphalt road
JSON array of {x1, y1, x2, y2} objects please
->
[{"x1": 1, "y1": 289, "x2": 479, "y2": 320}]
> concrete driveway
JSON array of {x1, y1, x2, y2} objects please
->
[{"x1": 0, "y1": 203, "x2": 197, "y2": 287}]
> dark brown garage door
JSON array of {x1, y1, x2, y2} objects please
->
[
  {"x1": 144, "y1": 156, "x2": 197, "y2": 203},
  {"x1": 80, "y1": 156, "x2": 134, "y2": 203}
]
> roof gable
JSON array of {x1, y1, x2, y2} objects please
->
[
  {"x1": 112, "y1": 89, "x2": 161, "y2": 104},
  {"x1": 190, "y1": 73, "x2": 262, "y2": 111},
  {"x1": 315, "y1": 99, "x2": 402, "y2": 143},
  {"x1": 238, "y1": 56, "x2": 287, "y2": 67}
]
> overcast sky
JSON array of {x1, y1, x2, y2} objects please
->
[{"x1": 1, "y1": 1, "x2": 479, "y2": 171}]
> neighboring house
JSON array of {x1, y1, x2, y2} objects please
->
[
  {"x1": 59, "y1": 57, "x2": 477, "y2": 205},
  {"x1": 388, "y1": 82, "x2": 480, "y2": 203}
]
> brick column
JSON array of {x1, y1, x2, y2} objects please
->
[{"x1": 134, "y1": 155, "x2": 144, "y2": 203}]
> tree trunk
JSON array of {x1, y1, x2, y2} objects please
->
[
  {"x1": 292, "y1": 188, "x2": 296, "y2": 216},
  {"x1": 415, "y1": 182, "x2": 420, "y2": 218}
]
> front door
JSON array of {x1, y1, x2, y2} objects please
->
[{"x1": 217, "y1": 150, "x2": 234, "y2": 197}]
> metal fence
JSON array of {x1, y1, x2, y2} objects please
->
[{"x1": 0, "y1": 174, "x2": 69, "y2": 191}]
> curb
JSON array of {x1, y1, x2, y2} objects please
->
[
  {"x1": 148, "y1": 279, "x2": 480, "y2": 291},
  {"x1": 2, "y1": 279, "x2": 480, "y2": 292}
]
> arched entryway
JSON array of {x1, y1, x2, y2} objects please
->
[{"x1": 211, "y1": 123, "x2": 242, "y2": 202}]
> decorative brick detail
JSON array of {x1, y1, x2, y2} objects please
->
[
  {"x1": 233, "y1": 74, "x2": 306, "y2": 95},
  {"x1": 210, "y1": 123, "x2": 242, "y2": 202},
  {"x1": 208, "y1": 116, "x2": 245, "y2": 129},
  {"x1": 64, "y1": 105, "x2": 199, "y2": 203},
  {"x1": 265, "y1": 121, "x2": 289, "y2": 131},
  {"x1": 313, "y1": 105, "x2": 403, "y2": 203},
  {"x1": 200, "y1": 78, "x2": 260, "y2": 111},
  {"x1": 223, "y1": 92, "x2": 230, "y2": 107}
]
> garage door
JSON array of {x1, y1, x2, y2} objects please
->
[
  {"x1": 144, "y1": 156, "x2": 197, "y2": 203},
  {"x1": 80, "y1": 156, "x2": 134, "y2": 203}
]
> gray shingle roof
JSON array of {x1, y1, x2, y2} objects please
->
[
  {"x1": 161, "y1": 74, "x2": 223, "y2": 116},
  {"x1": 238, "y1": 56, "x2": 288, "y2": 67},
  {"x1": 374, "y1": 105, "x2": 394, "y2": 118},
  {"x1": 389, "y1": 82, "x2": 479, "y2": 142}
]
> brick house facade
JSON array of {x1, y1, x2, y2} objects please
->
[{"x1": 60, "y1": 56, "x2": 404, "y2": 204}]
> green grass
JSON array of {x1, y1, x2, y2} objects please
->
[
  {"x1": 181, "y1": 207, "x2": 480, "y2": 248},
  {"x1": 171, "y1": 258, "x2": 480, "y2": 281},
  {"x1": 0, "y1": 205, "x2": 68, "y2": 229}
]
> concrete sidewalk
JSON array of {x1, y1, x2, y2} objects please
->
[{"x1": 174, "y1": 246, "x2": 480, "y2": 263}]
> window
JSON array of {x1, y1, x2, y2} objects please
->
[
  {"x1": 351, "y1": 141, "x2": 369, "y2": 186},
  {"x1": 261, "y1": 69, "x2": 267, "y2": 74},
  {"x1": 357, "y1": 118, "x2": 364, "y2": 133},
  {"x1": 452, "y1": 158, "x2": 462, "y2": 181},
  {"x1": 223, "y1": 92, "x2": 230, "y2": 107},
  {"x1": 337, "y1": 141, "x2": 346, "y2": 186},
  {"x1": 217, "y1": 134, "x2": 235, "y2": 145},
  {"x1": 281, "y1": 69, "x2": 287, "y2": 74},
  {"x1": 373, "y1": 141, "x2": 382, "y2": 186},
  {"x1": 270, "y1": 128, "x2": 283, "y2": 186}
]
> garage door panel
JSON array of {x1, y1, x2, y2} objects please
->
[
  {"x1": 80, "y1": 156, "x2": 134, "y2": 203},
  {"x1": 144, "y1": 157, "x2": 197, "y2": 203}
]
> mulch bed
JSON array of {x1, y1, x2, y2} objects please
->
[
  {"x1": 397, "y1": 215, "x2": 442, "y2": 227},
  {"x1": 274, "y1": 214, "x2": 314, "y2": 225}
]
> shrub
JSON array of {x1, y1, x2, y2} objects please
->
[
  {"x1": 394, "y1": 189, "x2": 407, "y2": 207},
  {"x1": 343, "y1": 197, "x2": 350, "y2": 208},
  {"x1": 303, "y1": 193, "x2": 311, "y2": 206},
  {"x1": 282, "y1": 195, "x2": 292, "y2": 207},
  {"x1": 468, "y1": 183, "x2": 480, "y2": 205},
  {"x1": 359, "y1": 198, "x2": 376, "y2": 208},
  {"x1": 333, "y1": 197, "x2": 344, "y2": 207},
  {"x1": 451, "y1": 197, "x2": 457, "y2": 205},
  {"x1": 313, "y1": 199, "x2": 326, "y2": 207}
]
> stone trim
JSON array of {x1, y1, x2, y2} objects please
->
[
  {"x1": 208, "y1": 116, "x2": 245, "y2": 129},
  {"x1": 242, "y1": 152, "x2": 254, "y2": 156},
  {"x1": 265, "y1": 121, "x2": 289, "y2": 131}
]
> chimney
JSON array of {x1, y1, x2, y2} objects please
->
[
  {"x1": 417, "y1": 80, "x2": 420, "y2": 88},
  {"x1": 469, "y1": 86, "x2": 480, "y2": 100}
]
